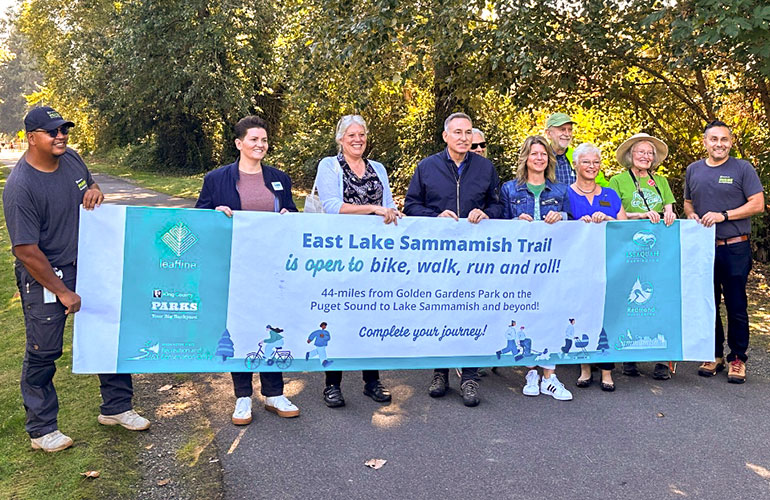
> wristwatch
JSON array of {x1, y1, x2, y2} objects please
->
[{"x1": 721, "y1": 210, "x2": 729, "y2": 221}]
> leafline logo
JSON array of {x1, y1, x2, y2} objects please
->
[{"x1": 161, "y1": 222, "x2": 198, "y2": 257}]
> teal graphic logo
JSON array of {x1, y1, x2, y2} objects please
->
[
  {"x1": 632, "y1": 230, "x2": 657, "y2": 249},
  {"x1": 614, "y1": 329, "x2": 667, "y2": 350},
  {"x1": 127, "y1": 341, "x2": 160, "y2": 360},
  {"x1": 161, "y1": 222, "x2": 198, "y2": 257},
  {"x1": 627, "y1": 230, "x2": 660, "y2": 263},
  {"x1": 628, "y1": 277, "x2": 653, "y2": 305}
]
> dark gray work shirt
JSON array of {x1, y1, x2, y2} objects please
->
[
  {"x1": 3, "y1": 148, "x2": 94, "y2": 266},
  {"x1": 684, "y1": 156, "x2": 763, "y2": 240}
]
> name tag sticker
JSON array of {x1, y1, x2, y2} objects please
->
[
  {"x1": 44, "y1": 268, "x2": 64, "y2": 304},
  {"x1": 43, "y1": 287, "x2": 57, "y2": 304},
  {"x1": 718, "y1": 176, "x2": 733, "y2": 184},
  {"x1": 599, "y1": 200, "x2": 611, "y2": 207},
  {"x1": 271, "y1": 182, "x2": 284, "y2": 191}
]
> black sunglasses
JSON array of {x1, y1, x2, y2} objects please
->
[
  {"x1": 34, "y1": 126, "x2": 71, "y2": 138},
  {"x1": 471, "y1": 141, "x2": 486, "y2": 149}
]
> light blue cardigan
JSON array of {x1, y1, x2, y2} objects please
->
[{"x1": 314, "y1": 155, "x2": 396, "y2": 214}]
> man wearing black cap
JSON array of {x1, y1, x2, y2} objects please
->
[{"x1": 3, "y1": 106, "x2": 150, "y2": 453}]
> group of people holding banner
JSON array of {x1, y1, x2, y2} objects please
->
[{"x1": 3, "y1": 105, "x2": 764, "y2": 451}]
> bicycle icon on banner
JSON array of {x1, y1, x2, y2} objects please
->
[{"x1": 245, "y1": 342, "x2": 293, "y2": 370}]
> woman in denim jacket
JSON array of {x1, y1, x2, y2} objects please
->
[
  {"x1": 500, "y1": 135, "x2": 572, "y2": 222},
  {"x1": 500, "y1": 135, "x2": 572, "y2": 401}
]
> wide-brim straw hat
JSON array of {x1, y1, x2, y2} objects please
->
[{"x1": 615, "y1": 133, "x2": 669, "y2": 168}]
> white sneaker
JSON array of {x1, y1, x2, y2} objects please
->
[
  {"x1": 264, "y1": 395, "x2": 300, "y2": 418},
  {"x1": 540, "y1": 374, "x2": 573, "y2": 401},
  {"x1": 98, "y1": 409, "x2": 151, "y2": 430},
  {"x1": 232, "y1": 397, "x2": 253, "y2": 425},
  {"x1": 30, "y1": 430, "x2": 73, "y2": 452},
  {"x1": 523, "y1": 369, "x2": 540, "y2": 396}
]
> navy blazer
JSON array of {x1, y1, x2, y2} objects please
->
[{"x1": 195, "y1": 159, "x2": 298, "y2": 212}]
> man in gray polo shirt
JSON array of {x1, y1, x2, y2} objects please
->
[
  {"x1": 3, "y1": 107, "x2": 150, "y2": 452},
  {"x1": 684, "y1": 120, "x2": 765, "y2": 383}
]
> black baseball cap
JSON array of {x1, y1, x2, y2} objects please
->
[{"x1": 24, "y1": 106, "x2": 75, "y2": 132}]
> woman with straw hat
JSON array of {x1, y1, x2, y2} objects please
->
[
  {"x1": 608, "y1": 132, "x2": 677, "y2": 380},
  {"x1": 609, "y1": 133, "x2": 676, "y2": 226}
]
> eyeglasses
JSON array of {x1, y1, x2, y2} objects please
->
[
  {"x1": 33, "y1": 126, "x2": 71, "y2": 138},
  {"x1": 633, "y1": 150, "x2": 654, "y2": 157},
  {"x1": 471, "y1": 142, "x2": 486, "y2": 150}
]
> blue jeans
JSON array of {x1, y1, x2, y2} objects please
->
[{"x1": 499, "y1": 339, "x2": 516, "y2": 354}]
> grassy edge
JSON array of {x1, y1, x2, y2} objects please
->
[
  {"x1": 0, "y1": 166, "x2": 141, "y2": 499},
  {"x1": 85, "y1": 154, "x2": 307, "y2": 210}
]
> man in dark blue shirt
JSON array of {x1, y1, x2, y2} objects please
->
[
  {"x1": 404, "y1": 112, "x2": 502, "y2": 407},
  {"x1": 684, "y1": 120, "x2": 765, "y2": 383},
  {"x1": 3, "y1": 107, "x2": 149, "y2": 453}
]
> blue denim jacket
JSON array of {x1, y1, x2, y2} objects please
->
[{"x1": 500, "y1": 179, "x2": 572, "y2": 220}]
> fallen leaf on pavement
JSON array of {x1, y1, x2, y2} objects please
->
[
  {"x1": 656, "y1": 412, "x2": 664, "y2": 418},
  {"x1": 80, "y1": 471, "x2": 100, "y2": 479},
  {"x1": 209, "y1": 458, "x2": 219, "y2": 463},
  {"x1": 364, "y1": 459, "x2": 387, "y2": 469},
  {"x1": 157, "y1": 478, "x2": 170, "y2": 486},
  {"x1": 145, "y1": 444, "x2": 154, "y2": 450},
  {"x1": 157, "y1": 384, "x2": 173, "y2": 392}
]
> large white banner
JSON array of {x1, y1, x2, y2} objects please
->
[{"x1": 73, "y1": 206, "x2": 716, "y2": 373}]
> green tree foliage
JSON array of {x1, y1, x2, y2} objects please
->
[
  {"x1": 8, "y1": 0, "x2": 770, "y2": 256},
  {"x1": 0, "y1": 18, "x2": 42, "y2": 136}
]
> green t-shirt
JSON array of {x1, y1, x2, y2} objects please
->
[
  {"x1": 608, "y1": 170, "x2": 675, "y2": 213},
  {"x1": 527, "y1": 182, "x2": 546, "y2": 220}
]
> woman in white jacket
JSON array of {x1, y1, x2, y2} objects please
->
[{"x1": 313, "y1": 114, "x2": 403, "y2": 408}]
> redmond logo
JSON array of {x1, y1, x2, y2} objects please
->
[
  {"x1": 161, "y1": 222, "x2": 198, "y2": 257},
  {"x1": 632, "y1": 230, "x2": 656, "y2": 249},
  {"x1": 628, "y1": 277, "x2": 653, "y2": 305}
]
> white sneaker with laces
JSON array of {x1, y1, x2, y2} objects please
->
[
  {"x1": 98, "y1": 409, "x2": 151, "y2": 430},
  {"x1": 265, "y1": 395, "x2": 300, "y2": 418},
  {"x1": 231, "y1": 397, "x2": 253, "y2": 425},
  {"x1": 30, "y1": 430, "x2": 73, "y2": 452},
  {"x1": 523, "y1": 369, "x2": 540, "y2": 396},
  {"x1": 540, "y1": 374, "x2": 573, "y2": 401}
]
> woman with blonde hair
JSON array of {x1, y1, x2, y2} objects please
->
[{"x1": 499, "y1": 135, "x2": 572, "y2": 401}]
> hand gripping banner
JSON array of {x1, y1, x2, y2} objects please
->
[{"x1": 73, "y1": 205, "x2": 716, "y2": 373}]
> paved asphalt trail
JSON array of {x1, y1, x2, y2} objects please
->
[{"x1": 6, "y1": 151, "x2": 769, "y2": 500}]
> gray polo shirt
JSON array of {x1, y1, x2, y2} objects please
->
[
  {"x1": 3, "y1": 148, "x2": 94, "y2": 266},
  {"x1": 684, "y1": 157, "x2": 763, "y2": 240}
]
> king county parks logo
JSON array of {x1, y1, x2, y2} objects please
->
[
  {"x1": 161, "y1": 222, "x2": 198, "y2": 257},
  {"x1": 628, "y1": 277, "x2": 653, "y2": 305},
  {"x1": 632, "y1": 230, "x2": 657, "y2": 249}
]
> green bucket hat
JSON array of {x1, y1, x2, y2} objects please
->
[{"x1": 545, "y1": 112, "x2": 574, "y2": 129}]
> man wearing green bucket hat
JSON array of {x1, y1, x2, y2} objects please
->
[{"x1": 545, "y1": 112, "x2": 608, "y2": 187}]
